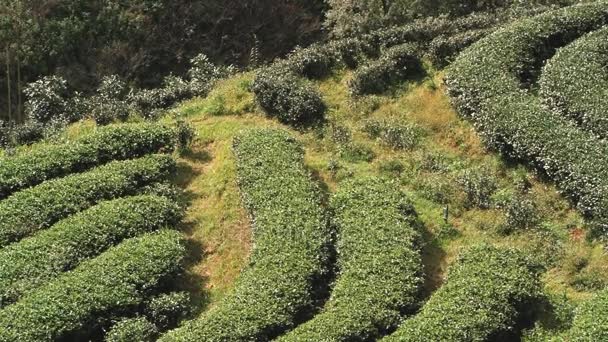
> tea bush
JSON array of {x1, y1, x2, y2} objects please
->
[
  {"x1": 382, "y1": 244, "x2": 542, "y2": 341},
  {"x1": 105, "y1": 317, "x2": 159, "y2": 342},
  {"x1": 560, "y1": 288, "x2": 608, "y2": 340},
  {"x1": 446, "y1": 2, "x2": 608, "y2": 225},
  {"x1": 277, "y1": 177, "x2": 422, "y2": 341},
  {"x1": 0, "y1": 230, "x2": 186, "y2": 342},
  {"x1": 539, "y1": 26, "x2": 608, "y2": 139},
  {"x1": 0, "y1": 195, "x2": 182, "y2": 307},
  {"x1": 457, "y1": 167, "x2": 498, "y2": 209},
  {"x1": 0, "y1": 154, "x2": 175, "y2": 247},
  {"x1": 252, "y1": 67, "x2": 326, "y2": 125},
  {"x1": 159, "y1": 129, "x2": 331, "y2": 341},
  {"x1": 363, "y1": 119, "x2": 423, "y2": 150},
  {"x1": 0, "y1": 123, "x2": 176, "y2": 199},
  {"x1": 349, "y1": 43, "x2": 422, "y2": 96},
  {"x1": 144, "y1": 292, "x2": 192, "y2": 331}
]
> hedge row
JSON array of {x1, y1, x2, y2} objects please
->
[
  {"x1": 426, "y1": 28, "x2": 495, "y2": 68},
  {"x1": 0, "y1": 123, "x2": 176, "y2": 199},
  {"x1": 277, "y1": 177, "x2": 422, "y2": 341},
  {"x1": 539, "y1": 26, "x2": 608, "y2": 140},
  {"x1": 349, "y1": 43, "x2": 422, "y2": 96},
  {"x1": 0, "y1": 154, "x2": 175, "y2": 247},
  {"x1": 105, "y1": 317, "x2": 159, "y2": 342},
  {"x1": 445, "y1": 2, "x2": 608, "y2": 227},
  {"x1": 382, "y1": 244, "x2": 542, "y2": 341},
  {"x1": 0, "y1": 195, "x2": 182, "y2": 307},
  {"x1": 0, "y1": 230, "x2": 186, "y2": 342},
  {"x1": 160, "y1": 128, "x2": 331, "y2": 341},
  {"x1": 560, "y1": 288, "x2": 608, "y2": 341}
]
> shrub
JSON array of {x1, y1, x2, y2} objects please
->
[
  {"x1": 382, "y1": 244, "x2": 542, "y2": 341},
  {"x1": 89, "y1": 75, "x2": 131, "y2": 125},
  {"x1": 0, "y1": 123, "x2": 176, "y2": 199},
  {"x1": 445, "y1": 2, "x2": 608, "y2": 227},
  {"x1": 188, "y1": 53, "x2": 235, "y2": 96},
  {"x1": 144, "y1": 292, "x2": 192, "y2": 331},
  {"x1": 427, "y1": 28, "x2": 494, "y2": 68},
  {"x1": 363, "y1": 119, "x2": 423, "y2": 150},
  {"x1": 159, "y1": 129, "x2": 331, "y2": 341},
  {"x1": 252, "y1": 68, "x2": 326, "y2": 125},
  {"x1": 278, "y1": 177, "x2": 422, "y2": 341},
  {"x1": 561, "y1": 289, "x2": 608, "y2": 340},
  {"x1": 500, "y1": 196, "x2": 542, "y2": 234},
  {"x1": 0, "y1": 230, "x2": 185, "y2": 342},
  {"x1": 105, "y1": 317, "x2": 159, "y2": 342},
  {"x1": 457, "y1": 167, "x2": 498, "y2": 209},
  {"x1": 539, "y1": 26, "x2": 608, "y2": 139},
  {"x1": 340, "y1": 143, "x2": 376, "y2": 163},
  {"x1": 0, "y1": 195, "x2": 182, "y2": 307},
  {"x1": 349, "y1": 43, "x2": 422, "y2": 96},
  {"x1": 0, "y1": 154, "x2": 175, "y2": 247},
  {"x1": 23, "y1": 75, "x2": 70, "y2": 124}
]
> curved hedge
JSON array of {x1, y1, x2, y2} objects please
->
[
  {"x1": 0, "y1": 230, "x2": 186, "y2": 342},
  {"x1": 349, "y1": 43, "x2": 421, "y2": 96},
  {"x1": 539, "y1": 26, "x2": 608, "y2": 140},
  {"x1": 0, "y1": 123, "x2": 175, "y2": 199},
  {"x1": 382, "y1": 244, "x2": 542, "y2": 341},
  {"x1": 445, "y1": 2, "x2": 608, "y2": 226},
  {"x1": 0, "y1": 154, "x2": 175, "y2": 247},
  {"x1": 0, "y1": 195, "x2": 182, "y2": 307},
  {"x1": 105, "y1": 317, "x2": 159, "y2": 342},
  {"x1": 560, "y1": 288, "x2": 608, "y2": 341},
  {"x1": 277, "y1": 177, "x2": 422, "y2": 342},
  {"x1": 160, "y1": 129, "x2": 331, "y2": 341}
]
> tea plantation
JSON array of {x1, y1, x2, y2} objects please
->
[{"x1": 1, "y1": 1, "x2": 608, "y2": 341}]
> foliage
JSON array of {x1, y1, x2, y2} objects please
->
[
  {"x1": 0, "y1": 230, "x2": 186, "y2": 342},
  {"x1": 457, "y1": 167, "x2": 498, "y2": 209},
  {"x1": 382, "y1": 244, "x2": 542, "y2": 341},
  {"x1": 278, "y1": 177, "x2": 422, "y2": 341},
  {"x1": 160, "y1": 129, "x2": 331, "y2": 341},
  {"x1": 0, "y1": 123, "x2": 176, "y2": 199},
  {"x1": 363, "y1": 119, "x2": 423, "y2": 150},
  {"x1": 252, "y1": 68, "x2": 326, "y2": 125},
  {"x1": 445, "y1": 2, "x2": 608, "y2": 228},
  {"x1": 0, "y1": 195, "x2": 182, "y2": 307},
  {"x1": 23, "y1": 75, "x2": 71, "y2": 124},
  {"x1": 427, "y1": 29, "x2": 494, "y2": 68},
  {"x1": 90, "y1": 75, "x2": 130, "y2": 125},
  {"x1": 349, "y1": 43, "x2": 422, "y2": 96},
  {"x1": 105, "y1": 317, "x2": 159, "y2": 342},
  {"x1": 560, "y1": 289, "x2": 608, "y2": 340},
  {"x1": 145, "y1": 292, "x2": 192, "y2": 331},
  {"x1": 539, "y1": 26, "x2": 608, "y2": 139},
  {"x1": 0, "y1": 154, "x2": 175, "y2": 247}
]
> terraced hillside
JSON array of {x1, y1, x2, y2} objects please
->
[{"x1": 1, "y1": 2, "x2": 608, "y2": 341}]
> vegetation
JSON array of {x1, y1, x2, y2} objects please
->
[
  {"x1": 0, "y1": 154, "x2": 175, "y2": 247},
  {"x1": 0, "y1": 195, "x2": 181, "y2": 307},
  {"x1": 382, "y1": 244, "x2": 542, "y2": 341},
  {"x1": 160, "y1": 129, "x2": 331, "y2": 341},
  {"x1": 278, "y1": 177, "x2": 422, "y2": 341},
  {"x1": 0, "y1": 230, "x2": 186, "y2": 342}
]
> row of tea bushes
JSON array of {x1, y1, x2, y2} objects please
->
[
  {"x1": 277, "y1": 177, "x2": 422, "y2": 341},
  {"x1": 0, "y1": 154, "x2": 175, "y2": 247},
  {"x1": 160, "y1": 129, "x2": 331, "y2": 341},
  {"x1": 445, "y1": 2, "x2": 608, "y2": 229},
  {"x1": 0, "y1": 123, "x2": 176, "y2": 199},
  {"x1": 0, "y1": 195, "x2": 182, "y2": 307},
  {"x1": 0, "y1": 230, "x2": 186, "y2": 342},
  {"x1": 382, "y1": 244, "x2": 542, "y2": 341},
  {"x1": 349, "y1": 43, "x2": 422, "y2": 96},
  {"x1": 559, "y1": 288, "x2": 608, "y2": 341},
  {"x1": 539, "y1": 26, "x2": 608, "y2": 140}
]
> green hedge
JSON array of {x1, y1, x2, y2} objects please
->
[
  {"x1": 539, "y1": 26, "x2": 608, "y2": 139},
  {"x1": 0, "y1": 123, "x2": 176, "y2": 199},
  {"x1": 560, "y1": 288, "x2": 608, "y2": 341},
  {"x1": 160, "y1": 128, "x2": 331, "y2": 341},
  {"x1": 0, "y1": 154, "x2": 175, "y2": 247},
  {"x1": 0, "y1": 230, "x2": 186, "y2": 342},
  {"x1": 105, "y1": 317, "x2": 159, "y2": 342},
  {"x1": 427, "y1": 29, "x2": 494, "y2": 68},
  {"x1": 0, "y1": 195, "x2": 182, "y2": 307},
  {"x1": 382, "y1": 244, "x2": 542, "y2": 341},
  {"x1": 349, "y1": 43, "x2": 422, "y2": 96},
  {"x1": 277, "y1": 177, "x2": 422, "y2": 341},
  {"x1": 445, "y1": 2, "x2": 608, "y2": 227}
]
